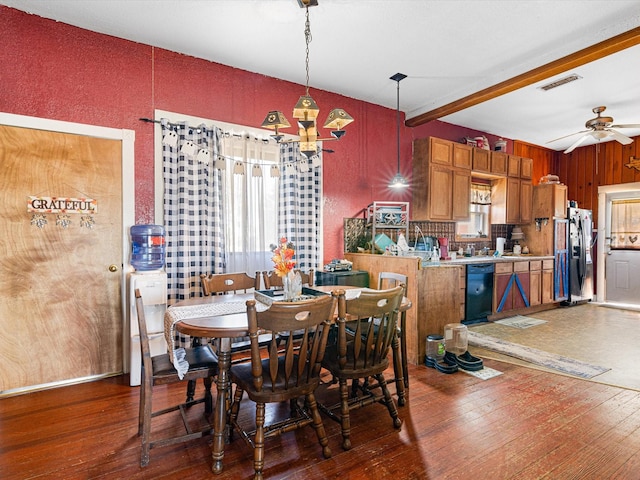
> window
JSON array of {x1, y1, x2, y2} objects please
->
[
  {"x1": 455, "y1": 183, "x2": 491, "y2": 240},
  {"x1": 610, "y1": 198, "x2": 640, "y2": 250}
]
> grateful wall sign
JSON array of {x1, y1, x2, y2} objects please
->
[{"x1": 28, "y1": 196, "x2": 97, "y2": 229}]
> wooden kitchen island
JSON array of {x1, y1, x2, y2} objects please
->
[{"x1": 345, "y1": 253, "x2": 464, "y2": 365}]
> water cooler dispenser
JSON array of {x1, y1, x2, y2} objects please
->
[{"x1": 128, "y1": 225, "x2": 167, "y2": 386}]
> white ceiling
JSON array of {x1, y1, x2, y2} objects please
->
[{"x1": 3, "y1": 0, "x2": 640, "y2": 152}]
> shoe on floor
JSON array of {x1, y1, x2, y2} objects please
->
[
  {"x1": 425, "y1": 355, "x2": 458, "y2": 374},
  {"x1": 455, "y1": 351, "x2": 484, "y2": 371}
]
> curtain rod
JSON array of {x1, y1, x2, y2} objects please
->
[{"x1": 139, "y1": 117, "x2": 269, "y2": 142}]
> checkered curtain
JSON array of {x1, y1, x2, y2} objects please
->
[
  {"x1": 161, "y1": 119, "x2": 226, "y2": 303},
  {"x1": 278, "y1": 143, "x2": 322, "y2": 272}
]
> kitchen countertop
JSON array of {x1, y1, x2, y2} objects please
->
[{"x1": 420, "y1": 253, "x2": 553, "y2": 267}]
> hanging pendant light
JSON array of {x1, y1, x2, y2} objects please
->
[
  {"x1": 260, "y1": 0, "x2": 353, "y2": 159},
  {"x1": 389, "y1": 72, "x2": 409, "y2": 188}
]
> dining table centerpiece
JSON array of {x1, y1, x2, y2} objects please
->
[{"x1": 271, "y1": 237, "x2": 302, "y2": 301}]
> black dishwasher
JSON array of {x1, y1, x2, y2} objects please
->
[{"x1": 464, "y1": 263, "x2": 494, "y2": 324}]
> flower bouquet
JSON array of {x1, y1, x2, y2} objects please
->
[{"x1": 271, "y1": 237, "x2": 302, "y2": 300}]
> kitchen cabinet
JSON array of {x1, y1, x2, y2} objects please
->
[
  {"x1": 541, "y1": 259, "x2": 555, "y2": 304},
  {"x1": 472, "y1": 148, "x2": 490, "y2": 173},
  {"x1": 491, "y1": 151, "x2": 508, "y2": 176},
  {"x1": 522, "y1": 219, "x2": 568, "y2": 303},
  {"x1": 520, "y1": 157, "x2": 533, "y2": 179},
  {"x1": 344, "y1": 253, "x2": 463, "y2": 365},
  {"x1": 508, "y1": 155, "x2": 520, "y2": 177},
  {"x1": 491, "y1": 177, "x2": 532, "y2": 225},
  {"x1": 426, "y1": 137, "x2": 472, "y2": 169},
  {"x1": 532, "y1": 184, "x2": 568, "y2": 219},
  {"x1": 529, "y1": 260, "x2": 542, "y2": 306},
  {"x1": 413, "y1": 138, "x2": 470, "y2": 221},
  {"x1": 494, "y1": 261, "x2": 530, "y2": 313}
]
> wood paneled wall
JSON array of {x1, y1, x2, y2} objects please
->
[{"x1": 515, "y1": 136, "x2": 640, "y2": 224}]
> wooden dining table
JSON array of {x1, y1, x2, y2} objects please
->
[{"x1": 166, "y1": 285, "x2": 411, "y2": 474}]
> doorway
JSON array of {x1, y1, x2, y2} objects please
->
[
  {"x1": 597, "y1": 182, "x2": 640, "y2": 307},
  {"x1": 0, "y1": 113, "x2": 134, "y2": 395}
]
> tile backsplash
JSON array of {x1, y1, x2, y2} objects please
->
[{"x1": 343, "y1": 217, "x2": 517, "y2": 254}]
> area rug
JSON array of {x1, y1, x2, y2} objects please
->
[
  {"x1": 494, "y1": 315, "x2": 547, "y2": 329},
  {"x1": 467, "y1": 331, "x2": 610, "y2": 379}
]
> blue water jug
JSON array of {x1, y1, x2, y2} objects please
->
[{"x1": 130, "y1": 224, "x2": 165, "y2": 271}]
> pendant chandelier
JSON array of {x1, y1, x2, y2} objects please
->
[
  {"x1": 260, "y1": 0, "x2": 354, "y2": 159},
  {"x1": 389, "y1": 72, "x2": 409, "y2": 188}
]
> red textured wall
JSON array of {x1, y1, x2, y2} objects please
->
[{"x1": 0, "y1": 6, "x2": 507, "y2": 262}]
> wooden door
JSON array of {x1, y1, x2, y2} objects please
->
[{"x1": 0, "y1": 125, "x2": 123, "y2": 393}]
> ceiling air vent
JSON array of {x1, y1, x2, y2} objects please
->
[{"x1": 538, "y1": 74, "x2": 582, "y2": 91}]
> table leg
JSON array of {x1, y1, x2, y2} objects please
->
[{"x1": 212, "y1": 337, "x2": 231, "y2": 474}]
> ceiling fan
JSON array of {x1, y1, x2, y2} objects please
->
[{"x1": 548, "y1": 106, "x2": 640, "y2": 154}]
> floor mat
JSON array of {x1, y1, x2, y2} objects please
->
[
  {"x1": 467, "y1": 331, "x2": 610, "y2": 379},
  {"x1": 494, "y1": 315, "x2": 547, "y2": 329}
]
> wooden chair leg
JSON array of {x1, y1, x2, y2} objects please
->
[
  {"x1": 400, "y1": 312, "x2": 409, "y2": 390},
  {"x1": 376, "y1": 373, "x2": 402, "y2": 429},
  {"x1": 140, "y1": 380, "x2": 152, "y2": 467},
  {"x1": 307, "y1": 392, "x2": 332, "y2": 458},
  {"x1": 254, "y1": 402, "x2": 266, "y2": 480},
  {"x1": 392, "y1": 330, "x2": 406, "y2": 406},
  {"x1": 137, "y1": 369, "x2": 146, "y2": 436},
  {"x1": 339, "y1": 378, "x2": 352, "y2": 450},
  {"x1": 186, "y1": 379, "x2": 197, "y2": 402},
  {"x1": 228, "y1": 386, "x2": 244, "y2": 441}
]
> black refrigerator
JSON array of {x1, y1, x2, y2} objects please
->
[{"x1": 567, "y1": 207, "x2": 594, "y2": 305}]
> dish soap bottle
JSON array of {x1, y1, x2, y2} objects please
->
[{"x1": 431, "y1": 246, "x2": 440, "y2": 265}]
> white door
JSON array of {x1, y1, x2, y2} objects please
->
[
  {"x1": 0, "y1": 114, "x2": 134, "y2": 395},
  {"x1": 597, "y1": 183, "x2": 640, "y2": 307}
]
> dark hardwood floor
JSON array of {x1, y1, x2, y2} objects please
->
[{"x1": 2, "y1": 358, "x2": 640, "y2": 479}]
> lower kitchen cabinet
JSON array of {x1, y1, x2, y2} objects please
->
[
  {"x1": 529, "y1": 261, "x2": 542, "y2": 306},
  {"x1": 541, "y1": 259, "x2": 555, "y2": 304},
  {"x1": 494, "y1": 261, "x2": 530, "y2": 313},
  {"x1": 345, "y1": 253, "x2": 463, "y2": 365}
]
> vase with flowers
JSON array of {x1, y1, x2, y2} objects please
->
[{"x1": 271, "y1": 237, "x2": 302, "y2": 301}]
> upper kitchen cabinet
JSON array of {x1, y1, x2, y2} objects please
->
[
  {"x1": 428, "y1": 137, "x2": 472, "y2": 169},
  {"x1": 507, "y1": 155, "x2": 520, "y2": 177},
  {"x1": 472, "y1": 148, "x2": 490, "y2": 173},
  {"x1": 413, "y1": 138, "x2": 471, "y2": 221},
  {"x1": 532, "y1": 183, "x2": 567, "y2": 219},
  {"x1": 492, "y1": 177, "x2": 533, "y2": 225},
  {"x1": 520, "y1": 157, "x2": 533, "y2": 179},
  {"x1": 490, "y1": 151, "x2": 508, "y2": 176}
]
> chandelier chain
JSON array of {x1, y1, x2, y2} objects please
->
[{"x1": 304, "y1": 6, "x2": 312, "y2": 96}]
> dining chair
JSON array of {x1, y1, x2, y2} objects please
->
[
  {"x1": 200, "y1": 271, "x2": 260, "y2": 296},
  {"x1": 320, "y1": 286, "x2": 404, "y2": 450},
  {"x1": 134, "y1": 289, "x2": 218, "y2": 467},
  {"x1": 262, "y1": 268, "x2": 314, "y2": 289},
  {"x1": 378, "y1": 271, "x2": 409, "y2": 400},
  {"x1": 228, "y1": 292, "x2": 340, "y2": 480},
  {"x1": 184, "y1": 271, "x2": 263, "y2": 402}
]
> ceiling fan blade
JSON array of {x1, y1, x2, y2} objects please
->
[
  {"x1": 608, "y1": 129, "x2": 634, "y2": 145},
  {"x1": 609, "y1": 124, "x2": 640, "y2": 129},
  {"x1": 546, "y1": 129, "x2": 590, "y2": 144},
  {"x1": 564, "y1": 134, "x2": 590, "y2": 153}
]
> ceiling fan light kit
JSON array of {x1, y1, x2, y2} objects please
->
[{"x1": 548, "y1": 106, "x2": 640, "y2": 154}]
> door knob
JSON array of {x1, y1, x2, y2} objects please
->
[{"x1": 108, "y1": 264, "x2": 119, "y2": 272}]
